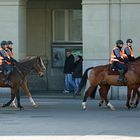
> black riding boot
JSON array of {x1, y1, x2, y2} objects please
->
[
  {"x1": 118, "y1": 69, "x2": 127, "y2": 83},
  {"x1": 4, "y1": 71, "x2": 12, "y2": 86}
]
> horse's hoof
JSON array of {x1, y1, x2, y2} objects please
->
[
  {"x1": 134, "y1": 104, "x2": 137, "y2": 108},
  {"x1": 99, "y1": 103, "x2": 102, "y2": 107},
  {"x1": 82, "y1": 102, "x2": 87, "y2": 110},
  {"x1": 82, "y1": 106, "x2": 87, "y2": 110},
  {"x1": 127, "y1": 106, "x2": 131, "y2": 109},
  {"x1": 111, "y1": 107, "x2": 116, "y2": 111},
  {"x1": 19, "y1": 106, "x2": 24, "y2": 111},
  {"x1": 33, "y1": 104, "x2": 38, "y2": 108},
  {"x1": 129, "y1": 103, "x2": 135, "y2": 109},
  {"x1": 10, "y1": 104, "x2": 17, "y2": 108},
  {"x1": 83, "y1": 107, "x2": 87, "y2": 111},
  {"x1": 2, "y1": 104, "x2": 7, "y2": 108},
  {"x1": 20, "y1": 108, "x2": 24, "y2": 111}
]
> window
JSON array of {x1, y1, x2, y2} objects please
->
[
  {"x1": 53, "y1": 10, "x2": 65, "y2": 41},
  {"x1": 69, "y1": 10, "x2": 82, "y2": 41},
  {"x1": 52, "y1": 9, "x2": 82, "y2": 42}
]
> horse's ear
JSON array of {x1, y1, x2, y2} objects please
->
[
  {"x1": 37, "y1": 56, "x2": 41, "y2": 60},
  {"x1": 37, "y1": 56, "x2": 42, "y2": 64}
]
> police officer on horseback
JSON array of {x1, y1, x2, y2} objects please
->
[
  {"x1": 0, "y1": 41, "x2": 17, "y2": 86},
  {"x1": 122, "y1": 39, "x2": 135, "y2": 63},
  {"x1": 7, "y1": 40, "x2": 14, "y2": 57},
  {"x1": 110, "y1": 40, "x2": 127, "y2": 83}
]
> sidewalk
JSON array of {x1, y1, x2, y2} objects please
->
[
  {"x1": 0, "y1": 88, "x2": 81, "y2": 99},
  {"x1": 0, "y1": 136, "x2": 139, "y2": 140},
  {"x1": 28, "y1": 90, "x2": 82, "y2": 99}
]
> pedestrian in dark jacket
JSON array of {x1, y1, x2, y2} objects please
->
[
  {"x1": 73, "y1": 55, "x2": 83, "y2": 94},
  {"x1": 63, "y1": 49, "x2": 76, "y2": 93}
]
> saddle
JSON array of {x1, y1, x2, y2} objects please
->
[{"x1": 108, "y1": 64, "x2": 119, "y2": 75}]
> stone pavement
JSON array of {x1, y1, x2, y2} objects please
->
[
  {"x1": 0, "y1": 96, "x2": 140, "y2": 140},
  {"x1": 0, "y1": 136, "x2": 140, "y2": 140}
]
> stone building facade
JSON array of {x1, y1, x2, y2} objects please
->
[{"x1": 0, "y1": 0, "x2": 140, "y2": 98}]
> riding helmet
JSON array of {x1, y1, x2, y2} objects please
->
[
  {"x1": 1, "y1": 41, "x2": 7, "y2": 46},
  {"x1": 116, "y1": 40, "x2": 124, "y2": 45},
  {"x1": 7, "y1": 40, "x2": 13, "y2": 45},
  {"x1": 126, "y1": 39, "x2": 133, "y2": 43}
]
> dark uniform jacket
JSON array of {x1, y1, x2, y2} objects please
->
[
  {"x1": 73, "y1": 59, "x2": 82, "y2": 78},
  {"x1": 64, "y1": 54, "x2": 74, "y2": 74}
]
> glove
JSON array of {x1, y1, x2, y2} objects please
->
[{"x1": 11, "y1": 62, "x2": 16, "y2": 66}]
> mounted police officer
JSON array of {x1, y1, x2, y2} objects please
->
[
  {"x1": 0, "y1": 41, "x2": 17, "y2": 86},
  {"x1": 7, "y1": 40, "x2": 14, "y2": 57},
  {"x1": 110, "y1": 40, "x2": 127, "y2": 83},
  {"x1": 122, "y1": 39, "x2": 135, "y2": 63}
]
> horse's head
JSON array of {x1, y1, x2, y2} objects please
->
[{"x1": 34, "y1": 56, "x2": 46, "y2": 77}]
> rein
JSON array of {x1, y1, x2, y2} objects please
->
[
  {"x1": 16, "y1": 57, "x2": 37, "y2": 78},
  {"x1": 14, "y1": 64, "x2": 24, "y2": 79}
]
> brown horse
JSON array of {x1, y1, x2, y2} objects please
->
[
  {"x1": 11, "y1": 75, "x2": 38, "y2": 108},
  {"x1": 10, "y1": 57, "x2": 47, "y2": 107},
  {"x1": 1, "y1": 56, "x2": 46, "y2": 110},
  {"x1": 78, "y1": 57, "x2": 140, "y2": 110}
]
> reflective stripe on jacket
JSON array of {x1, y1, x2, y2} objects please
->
[
  {"x1": 110, "y1": 46, "x2": 124, "y2": 64},
  {"x1": 0, "y1": 48, "x2": 11, "y2": 65},
  {"x1": 122, "y1": 45, "x2": 134, "y2": 58},
  {"x1": 7, "y1": 49, "x2": 14, "y2": 58},
  {"x1": 0, "y1": 56, "x2": 3, "y2": 65}
]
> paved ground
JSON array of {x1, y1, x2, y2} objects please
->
[{"x1": 0, "y1": 97, "x2": 140, "y2": 140}]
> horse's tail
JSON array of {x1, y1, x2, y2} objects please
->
[{"x1": 77, "y1": 67, "x2": 93, "y2": 93}]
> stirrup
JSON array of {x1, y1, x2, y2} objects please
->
[
  {"x1": 123, "y1": 78, "x2": 127, "y2": 83},
  {"x1": 117, "y1": 78, "x2": 127, "y2": 83},
  {"x1": 4, "y1": 80, "x2": 12, "y2": 87}
]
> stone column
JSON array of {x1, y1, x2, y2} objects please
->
[
  {"x1": 82, "y1": 0, "x2": 110, "y2": 99},
  {"x1": 0, "y1": 0, "x2": 27, "y2": 60},
  {"x1": 82, "y1": 0, "x2": 110, "y2": 69}
]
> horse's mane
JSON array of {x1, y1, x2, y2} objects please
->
[
  {"x1": 133, "y1": 56, "x2": 140, "y2": 61},
  {"x1": 127, "y1": 56, "x2": 140, "y2": 66},
  {"x1": 16, "y1": 56, "x2": 39, "y2": 73},
  {"x1": 19, "y1": 56, "x2": 37, "y2": 63}
]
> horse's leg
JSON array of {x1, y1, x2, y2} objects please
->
[
  {"x1": 126, "y1": 87, "x2": 132, "y2": 109},
  {"x1": 16, "y1": 88, "x2": 24, "y2": 110},
  {"x1": 10, "y1": 97, "x2": 17, "y2": 108},
  {"x1": 134, "y1": 89, "x2": 140, "y2": 108},
  {"x1": 99, "y1": 85, "x2": 115, "y2": 110},
  {"x1": 20, "y1": 80, "x2": 37, "y2": 107},
  {"x1": 130, "y1": 88, "x2": 140, "y2": 108},
  {"x1": 129, "y1": 89, "x2": 137, "y2": 108},
  {"x1": 2, "y1": 92, "x2": 16, "y2": 108},
  {"x1": 127, "y1": 86, "x2": 139, "y2": 109},
  {"x1": 82, "y1": 86, "x2": 96, "y2": 110},
  {"x1": 99, "y1": 87, "x2": 105, "y2": 107}
]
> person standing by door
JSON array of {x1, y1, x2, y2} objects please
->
[
  {"x1": 63, "y1": 49, "x2": 76, "y2": 94},
  {"x1": 73, "y1": 55, "x2": 83, "y2": 95}
]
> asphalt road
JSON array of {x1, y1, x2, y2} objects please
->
[{"x1": 0, "y1": 97, "x2": 140, "y2": 140}]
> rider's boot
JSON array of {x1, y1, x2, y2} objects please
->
[
  {"x1": 4, "y1": 71, "x2": 12, "y2": 86},
  {"x1": 118, "y1": 69, "x2": 127, "y2": 83}
]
